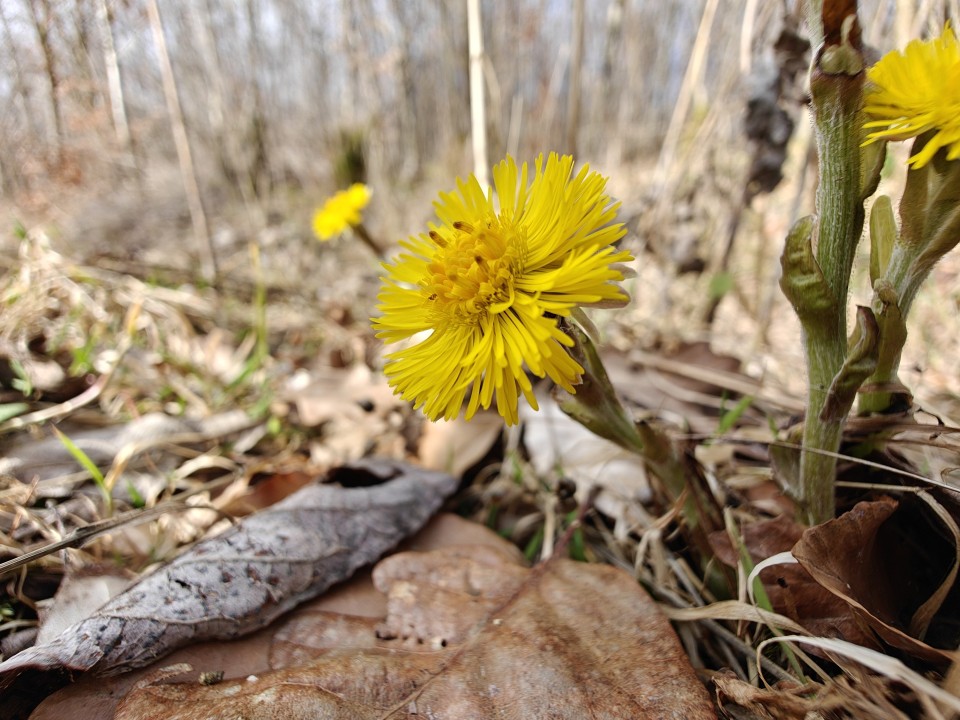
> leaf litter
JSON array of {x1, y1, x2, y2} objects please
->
[
  {"x1": 0, "y1": 459, "x2": 456, "y2": 713},
  {"x1": 111, "y1": 518, "x2": 715, "y2": 720},
  {"x1": 3, "y1": 207, "x2": 960, "y2": 720}
]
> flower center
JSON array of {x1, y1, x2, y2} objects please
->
[{"x1": 425, "y1": 219, "x2": 522, "y2": 320}]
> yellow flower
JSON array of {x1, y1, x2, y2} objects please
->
[
  {"x1": 313, "y1": 183, "x2": 371, "y2": 241},
  {"x1": 373, "y1": 153, "x2": 632, "y2": 425},
  {"x1": 863, "y1": 24, "x2": 960, "y2": 168}
]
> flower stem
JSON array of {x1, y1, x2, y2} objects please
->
[
  {"x1": 780, "y1": 7, "x2": 867, "y2": 524},
  {"x1": 860, "y1": 156, "x2": 960, "y2": 414},
  {"x1": 353, "y1": 222, "x2": 386, "y2": 259},
  {"x1": 553, "y1": 323, "x2": 722, "y2": 544}
]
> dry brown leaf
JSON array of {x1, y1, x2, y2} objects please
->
[
  {"x1": 114, "y1": 538, "x2": 716, "y2": 720},
  {"x1": 417, "y1": 412, "x2": 503, "y2": 477},
  {"x1": 284, "y1": 365, "x2": 405, "y2": 464},
  {"x1": 792, "y1": 498, "x2": 955, "y2": 664},
  {"x1": 1, "y1": 459, "x2": 456, "y2": 718},
  {"x1": 218, "y1": 469, "x2": 316, "y2": 516},
  {"x1": 710, "y1": 515, "x2": 878, "y2": 648},
  {"x1": 714, "y1": 670, "x2": 826, "y2": 719}
]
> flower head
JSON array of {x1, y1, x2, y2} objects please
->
[
  {"x1": 863, "y1": 24, "x2": 960, "y2": 168},
  {"x1": 313, "y1": 183, "x2": 372, "y2": 241},
  {"x1": 373, "y1": 153, "x2": 632, "y2": 425}
]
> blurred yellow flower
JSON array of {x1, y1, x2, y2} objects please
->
[
  {"x1": 863, "y1": 24, "x2": 960, "y2": 168},
  {"x1": 373, "y1": 153, "x2": 632, "y2": 425},
  {"x1": 313, "y1": 183, "x2": 371, "y2": 241}
]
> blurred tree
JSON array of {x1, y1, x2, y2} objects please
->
[
  {"x1": 94, "y1": 0, "x2": 136, "y2": 173},
  {"x1": 0, "y1": 0, "x2": 952, "y2": 232},
  {"x1": 468, "y1": 0, "x2": 488, "y2": 186},
  {"x1": 243, "y1": 0, "x2": 270, "y2": 199},
  {"x1": 26, "y1": 0, "x2": 64, "y2": 163},
  {"x1": 565, "y1": 0, "x2": 585, "y2": 156},
  {"x1": 146, "y1": 0, "x2": 216, "y2": 280}
]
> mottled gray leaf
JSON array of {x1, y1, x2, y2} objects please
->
[{"x1": 0, "y1": 459, "x2": 455, "y2": 703}]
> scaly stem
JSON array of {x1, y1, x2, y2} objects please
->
[
  {"x1": 799, "y1": 330, "x2": 847, "y2": 524},
  {"x1": 860, "y1": 157, "x2": 960, "y2": 413},
  {"x1": 781, "y1": 6, "x2": 867, "y2": 524},
  {"x1": 553, "y1": 323, "x2": 721, "y2": 539}
]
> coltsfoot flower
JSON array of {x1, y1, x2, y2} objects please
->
[
  {"x1": 863, "y1": 24, "x2": 960, "y2": 168},
  {"x1": 313, "y1": 183, "x2": 372, "y2": 241},
  {"x1": 373, "y1": 153, "x2": 632, "y2": 425}
]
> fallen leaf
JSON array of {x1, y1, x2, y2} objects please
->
[
  {"x1": 0, "y1": 458, "x2": 456, "y2": 718},
  {"x1": 710, "y1": 515, "x2": 878, "y2": 648},
  {"x1": 792, "y1": 497, "x2": 956, "y2": 663},
  {"x1": 714, "y1": 670, "x2": 825, "y2": 719},
  {"x1": 29, "y1": 514, "x2": 520, "y2": 720},
  {"x1": 284, "y1": 365, "x2": 406, "y2": 464},
  {"x1": 520, "y1": 390, "x2": 653, "y2": 540},
  {"x1": 115, "y1": 537, "x2": 716, "y2": 719},
  {"x1": 288, "y1": 365, "x2": 387, "y2": 428},
  {"x1": 35, "y1": 566, "x2": 135, "y2": 646},
  {"x1": 417, "y1": 412, "x2": 503, "y2": 478},
  {"x1": 218, "y1": 469, "x2": 316, "y2": 516}
]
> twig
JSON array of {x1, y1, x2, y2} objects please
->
[
  {"x1": 0, "y1": 476, "x2": 237, "y2": 579},
  {"x1": 0, "y1": 339, "x2": 128, "y2": 436}
]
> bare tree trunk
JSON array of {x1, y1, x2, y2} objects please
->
[
  {"x1": 0, "y1": 150, "x2": 8, "y2": 199},
  {"x1": 0, "y1": 8, "x2": 29, "y2": 194},
  {"x1": 69, "y1": 0, "x2": 99, "y2": 111},
  {"x1": 244, "y1": 0, "x2": 270, "y2": 200},
  {"x1": 601, "y1": 0, "x2": 625, "y2": 165},
  {"x1": 340, "y1": 3, "x2": 359, "y2": 126},
  {"x1": 652, "y1": 0, "x2": 720, "y2": 194},
  {"x1": 26, "y1": 0, "x2": 64, "y2": 162},
  {"x1": 0, "y1": 3, "x2": 37, "y2": 137},
  {"x1": 94, "y1": 0, "x2": 136, "y2": 169},
  {"x1": 565, "y1": 0, "x2": 585, "y2": 157},
  {"x1": 187, "y1": 0, "x2": 235, "y2": 188},
  {"x1": 388, "y1": 0, "x2": 422, "y2": 182},
  {"x1": 146, "y1": 0, "x2": 217, "y2": 282},
  {"x1": 431, "y1": 0, "x2": 466, "y2": 161},
  {"x1": 467, "y1": 0, "x2": 488, "y2": 186}
]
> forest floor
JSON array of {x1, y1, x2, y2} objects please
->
[{"x1": 1, "y1": 157, "x2": 960, "y2": 718}]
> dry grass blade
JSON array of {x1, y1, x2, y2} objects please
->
[
  {"x1": 630, "y1": 349, "x2": 805, "y2": 413},
  {"x1": 0, "y1": 500, "x2": 199, "y2": 579},
  {"x1": 746, "y1": 551, "x2": 799, "y2": 605},
  {"x1": 100, "y1": 413, "x2": 258, "y2": 495},
  {"x1": 660, "y1": 599, "x2": 809, "y2": 636},
  {"x1": 910, "y1": 491, "x2": 960, "y2": 639},
  {"x1": 0, "y1": 361, "x2": 122, "y2": 436},
  {"x1": 767, "y1": 439, "x2": 960, "y2": 491},
  {"x1": 759, "y1": 635, "x2": 960, "y2": 717}
]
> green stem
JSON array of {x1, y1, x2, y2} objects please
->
[
  {"x1": 859, "y1": 151, "x2": 960, "y2": 414},
  {"x1": 552, "y1": 323, "x2": 720, "y2": 537},
  {"x1": 799, "y1": 327, "x2": 847, "y2": 524},
  {"x1": 787, "y1": 9, "x2": 867, "y2": 524}
]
